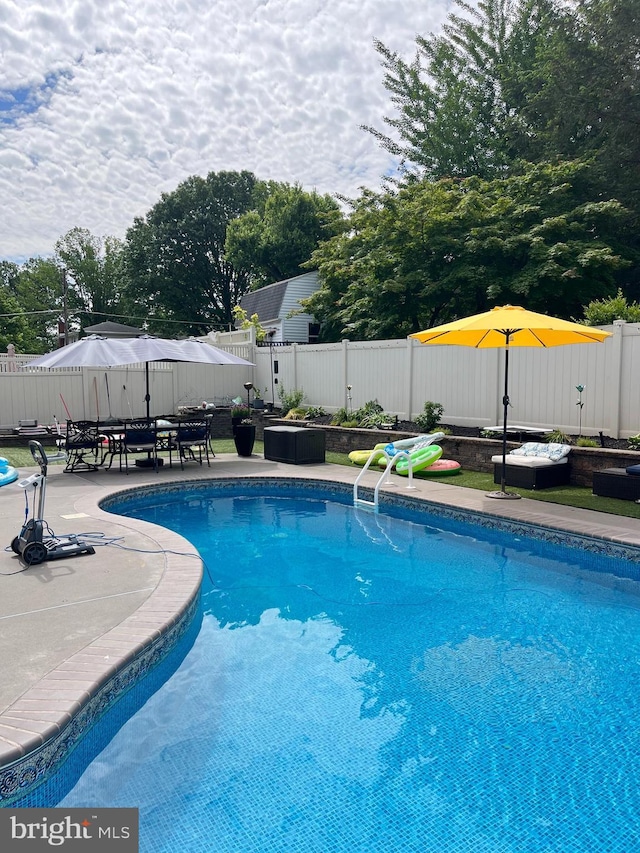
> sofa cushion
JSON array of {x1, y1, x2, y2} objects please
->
[
  {"x1": 626, "y1": 464, "x2": 640, "y2": 476},
  {"x1": 491, "y1": 454, "x2": 568, "y2": 468},
  {"x1": 508, "y1": 441, "x2": 571, "y2": 461}
]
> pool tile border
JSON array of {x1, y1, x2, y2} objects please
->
[
  {"x1": 0, "y1": 594, "x2": 199, "y2": 805},
  {"x1": 0, "y1": 492, "x2": 203, "y2": 805}
]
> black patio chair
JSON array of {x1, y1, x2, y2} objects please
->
[
  {"x1": 169, "y1": 419, "x2": 211, "y2": 470},
  {"x1": 63, "y1": 420, "x2": 104, "y2": 472},
  {"x1": 119, "y1": 420, "x2": 159, "y2": 473}
]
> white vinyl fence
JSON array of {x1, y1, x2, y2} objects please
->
[
  {"x1": 251, "y1": 321, "x2": 638, "y2": 439},
  {"x1": 0, "y1": 349, "x2": 254, "y2": 426},
  {"x1": 0, "y1": 322, "x2": 637, "y2": 438}
]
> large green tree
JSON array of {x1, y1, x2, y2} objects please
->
[
  {"x1": 364, "y1": 0, "x2": 554, "y2": 180},
  {"x1": 124, "y1": 170, "x2": 257, "y2": 336},
  {"x1": 55, "y1": 228, "x2": 127, "y2": 332},
  {"x1": 15, "y1": 258, "x2": 68, "y2": 352},
  {"x1": 366, "y1": 0, "x2": 639, "y2": 204},
  {"x1": 520, "y1": 0, "x2": 640, "y2": 211},
  {"x1": 304, "y1": 161, "x2": 632, "y2": 340},
  {"x1": 0, "y1": 261, "x2": 32, "y2": 352},
  {"x1": 225, "y1": 183, "x2": 344, "y2": 288}
]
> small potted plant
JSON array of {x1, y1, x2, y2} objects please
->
[
  {"x1": 231, "y1": 404, "x2": 251, "y2": 427},
  {"x1": 252, "y1": 387, "x2": 265, "y2": 410}
]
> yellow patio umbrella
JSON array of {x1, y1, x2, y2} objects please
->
[{"x1": 410, "y1": 305, "x2": 611, "y2": 499}]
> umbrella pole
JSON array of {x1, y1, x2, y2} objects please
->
[
  {"x1": 137, "y1": 361, "x2": 162, "y2": 467},
  {"x1": 487, "y1": 343, "x2": 521, "y2": 500},
  {"x1": 145, "y1": 361, "x2": 150, "y2": 421},
  {"x1": 501, "y1": 347, "x2": 509, "y2": 490}
]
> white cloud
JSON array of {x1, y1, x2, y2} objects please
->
[{"x1": 0, "y1": 0, "x2": 450, "y2": 261}]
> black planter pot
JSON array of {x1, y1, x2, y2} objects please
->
[
  {"x1": 233, "y1": 424, "x2": 256, "y2": 457},
  {"x1": 231, "y1": 416, "x2": 241, "y2": 434}
]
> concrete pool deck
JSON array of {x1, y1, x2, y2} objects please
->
[{"x1": 2, "y1": 454, "x2": 640, "y2": 781}]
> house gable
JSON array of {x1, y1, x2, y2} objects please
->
[
  {"x1": 240, "y1": 280, "x2": 288, "y2": 325},
  {"x1": 239, "y1": 271, "x2": 320, "y2": 342}
]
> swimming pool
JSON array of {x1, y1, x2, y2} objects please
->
[{"x1": 54, "y1": 481, "x2": 640, "y2": 850}]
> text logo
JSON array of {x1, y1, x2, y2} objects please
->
[{"x1": 0, "y1": 808, "x2": 138, "y2": 851}]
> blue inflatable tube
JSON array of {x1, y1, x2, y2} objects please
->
[{"x1": 0, "y1": 457, "x2": 18, "y2": 486}]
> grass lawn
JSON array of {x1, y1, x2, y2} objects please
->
[
  {"x1": 5, "y1": 442, "x2": 640, "y2": 521},
  {"x1": 325, "y1": 451, "x2": 640, "y2": 521}
]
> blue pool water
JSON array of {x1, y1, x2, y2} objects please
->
[{"x1": 60, "y1": 484, "x2": 640, "y2": 852}]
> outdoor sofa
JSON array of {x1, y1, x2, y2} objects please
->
[{"x1": 491, "y1": 442, "x2": 572, "y2": 489}]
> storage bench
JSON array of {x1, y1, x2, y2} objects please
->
[
  {"x1": 592, "y1": 468, "x2": 640, "y2": 501},
  {"x1": 264, "y1": 426, "x2": 326, "y2": 464}
]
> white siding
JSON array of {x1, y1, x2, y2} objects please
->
[{"x1": 280, "y1": 271, "x2": 319, "y2": 342}]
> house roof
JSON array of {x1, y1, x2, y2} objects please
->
[
  {"x1": 240, "y1": 280, "x2": 289, "y2": 324},
  {"x1": 83, "y1": 321, "x2": 144, "y2": 338}
]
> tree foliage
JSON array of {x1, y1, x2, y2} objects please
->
[
  {"x1": 313, "y1": 0, "x2": 639, "y2": 339},
  {"x1": 520, "y1": 0, "x2": 640, "y2": 210},
  {"x1": 0, "y1": 261, "x2": 32, "y2": 353},
  {"x1": 304, "y1": 161, "x2": 632, "y2": 340},
  {"x1": 13, "y1": 258, "x2": 67, "y2": 352},
  {"x1": 365, "y1": 0, "x2": 640, "y2": 200},
  {"x1": 582, "y1": 289, "x2": 640, "y2": 325},
  {"x1": 55, "y1": 228, "x2": 127, "y2": 332},
  {"x1": 232, "y1": 305, "x2": 267, "y2": 342},
  {"x1": 225, "y1": 183, "x2": 344, "y2": 288},
  {"x1": 123, "y1": 170, "x2": 258, "y2": 336},
  {"x1": 364, "y1": 0, "x2": 556, "y2": 180}
]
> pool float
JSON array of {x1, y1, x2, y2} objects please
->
[
  {"x1": 383, "y1": 432, "x2": 445, "y2": 455},
  {"x1": 349, "y1": 432, "x2": 445, "y2": 466},
  {"x1": 417, "y1": 458, "x2": 461, "y2": 476},
  {"x1": 392, "y1": 444, "x2": 443, "y2": 475},
  {"x1": 349, "y1": 443, "x2": 388, "y2": 466},
  {"x1": 0, "y1": 457, "x2": 18, "y2": 486}
]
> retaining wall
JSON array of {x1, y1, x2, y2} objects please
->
[{"x1": 256, "y1": 417, "x2": 640, "y2": 489}]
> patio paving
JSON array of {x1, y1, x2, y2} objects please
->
[{"x1": 1, "y1": 453, "x2": 640, "y2": 772}]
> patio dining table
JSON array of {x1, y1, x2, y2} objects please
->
[
  {"x1": 98, "y1": 422, "x2": 178, "y2": 470},
  {"x1": 62, "y1": 415, "x2": 212, "y2": 473}
]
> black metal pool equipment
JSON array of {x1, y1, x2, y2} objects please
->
[{"x1": 11, "y1": 440, "x2": 95, "y2": 566}]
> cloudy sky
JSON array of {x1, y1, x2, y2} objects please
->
[{"x1": 0, "y1": 0, "x2": 451, "y2": 263}]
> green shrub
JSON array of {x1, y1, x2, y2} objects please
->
[
  {"x1": 583, "y1": 289, "x2": 640, "y2": 326},
  {"x1": 278, "y1": 386, "x2": 305, "y2": 415},
  {"x1": 576, "y1": 437, "x2": 598, "y2": 447},
  {"x1": 414, "y1": 401, "x2": 444, "y2": 432},
  {"x1": 353, "y1": 399, "x2": 383, "y2": 421},
  {"x1": 481, "y1": 428, "x2": 501, "y2": 438},
  {"x1": 359, "y1": 412, "x2": 389, "y2": 429},
  {"x1": 305, "y1": 406, "x2": 326, "y2": 419},
  {"x1": 330, "y1": 400, "x2": 396, "y2": 428},
  {"x1": 547, "y1": 429, "x2": 573, "y2": 444},
  {"x1": 284, "y1": 408, "x2": 307, "y2": 420},
  {"x1": 628, "y1": 434, "x2": 640, "y2": 450},
  {"x1": 331, "y1": 407, "x2": 349, "y2": 426}
]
